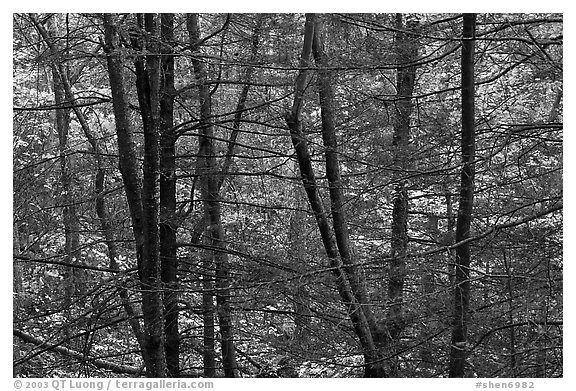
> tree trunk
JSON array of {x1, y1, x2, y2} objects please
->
[
  {"x1": 158, "y1": 13, "x2": 180, "y2": 378},
  {"x1": 312, "y1": 14, "x2": 373, "y2": 321},
  {"x1": 449, "y1": 13, "x2": 476, "y2": 378},
  {"x1": 286, "y1": 13, "x2": 386, "y2": 378},
  {"x1": 102, "y1": 14, "x2": 145, "y2": 262},
  {"x1": 187, "y1": 13, "x2": 238, "y2": 377},
  {"x1": 386, "y1": 13, "x2": 420, "y2": 375},
  {"x1": 103, "y1": 13, "x2": 167, "y2": 377},
  {"x1": 139, "y1": 13, "x2": 167, "y2": 378}
]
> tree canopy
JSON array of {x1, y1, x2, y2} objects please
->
[{"x1": 13, "y1": 13, "x2": 562, "y2": 378}]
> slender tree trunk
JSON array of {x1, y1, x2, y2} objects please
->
[
  {"x1": 187, "y1": 13, "x2": 238, "y2": 377},
  {"x1": 102, "y1": 14, "x2": 145, "y2": 261},
  {"x1": 13, "y1": 224, "x2": 23, "y2": 376},
  {"x1": 87, "y1": 95, "x2": 146, "y2": 357},
  {"x1": 449, "y1": 13, "x2": 476, "y2": 378},
  {"x1": 286, "y1": 14, "x2": 385, "y2": 378},
  {"x1": 312, "y1": 15, "x2": 373, "y2": 320}
]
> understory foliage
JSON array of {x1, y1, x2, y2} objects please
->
[{"x1": 13, "y1": 13, "x2": 562, "y2": 378}]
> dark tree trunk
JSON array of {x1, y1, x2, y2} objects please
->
[
  {"x1": 311, "y1": 15, "x2": 387, "y2": 377},
  {"x1": 102, "y1": 14, "x2": 144, "y2": 256},
  {"x1": 158, "y1": 13, "x2": 180, "y2": 378},
  {"x1": 103, "y1": 13, "x2": 167, "y2": 377},
  {"x1": 139, "y1": 13, "x2": 167, "y2": 378},
  {"x1": 312, "y1": 15, "x2": 373, "y2": 318},
  {"x1": 449, "y1": 13, "x2": 476, "y2": 378}
]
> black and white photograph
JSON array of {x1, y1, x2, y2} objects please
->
[{"x1": 12, "y1": 10, "x2": 563, "y2": 382}]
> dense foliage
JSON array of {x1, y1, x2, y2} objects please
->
[{"x1": 13, "y1": 13, "x2": 562, "y2": 378}]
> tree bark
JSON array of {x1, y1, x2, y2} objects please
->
[
  {"x1": 102, "y1": 14, "x2": 144, "y2": 260},
  {"x1": 103, "y1": 13, "x2": 167, "y2": 377},
  {"x1": 312, "y1": 15, "x2": 373, "y2": 321},
  {"x1": 449, "y1": 13, "x2": 476, "y2": 378},
  {"x1": 158, "y1": 13, "x2": 180, "y2": 378},
  {"x1": 139, "y1": 13, "x2": 167, "y2": 378}
]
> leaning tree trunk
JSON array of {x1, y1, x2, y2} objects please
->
[
  {"x1": 286, "y1": 13, "x2": 386, "y2": 378},
  {"x1": 449, "y1": 13, "x2": 476, "y2": 378}
]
